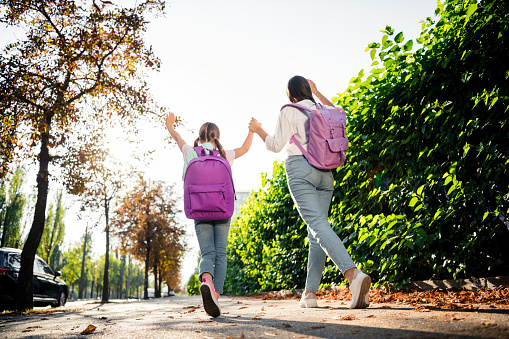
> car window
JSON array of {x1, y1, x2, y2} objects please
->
[
  {"x1": 7, "y1": 253, "x2": 21, "y2": 269},
  {"x1": 34, "y1": 259, "x2": 47, "y2": 274},
  {"x1": 40, "y1": 260, "x2": 54, "y2": 275}
]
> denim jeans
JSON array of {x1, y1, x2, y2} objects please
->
[
  {"x1": 285, "y1": 155, "x2": 356, "y2": 293},
  {"x1": 194, "y1": 218, "x2": 231, "y2": 294}
]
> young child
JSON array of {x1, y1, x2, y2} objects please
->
[{"x1": 165, "y1": 112, "x2": 254, "y2": 317}]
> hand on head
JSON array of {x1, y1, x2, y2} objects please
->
[
  {"x1": 307, "y1": 79, "x2": 318, "y2": 95},
  {"x1": 249, "y1": 118, "x2": 261, "y2": 134}
]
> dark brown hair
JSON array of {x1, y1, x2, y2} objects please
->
[
  {"x1": 193, "y1": 122, "x2": 227, "y2": 158},
  {"x1": 287, "y1": 75, "x2": 316, "y2": 104}
]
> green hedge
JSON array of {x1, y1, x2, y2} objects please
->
[{"x1": 225, "y1": 0, "x2": 509, "y2": 294}]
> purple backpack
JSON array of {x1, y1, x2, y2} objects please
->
[
  {"x1": 282, "y1": 103, "x2": 348, "y2": 170},
  {"x1": 183, "y1": 146, "x2": 235, "y2": 220}
]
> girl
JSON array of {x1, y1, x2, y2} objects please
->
[
  {"x1": 165, "y1": 112, "x2": 254, "y2": 317},
  {"x1": 249, "y1": 76, "x2": 371, "y2": 309}
]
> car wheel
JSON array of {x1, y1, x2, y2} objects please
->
[{"x1": 52, "y1": 291, "x2": 67, "y2": 307}]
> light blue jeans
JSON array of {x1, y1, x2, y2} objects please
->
[
  {"x1": 285, "y1": 155, "x2": 356, "y2": 293},
  {"x1": 194, "y1": 218, "x2": 231, "y2": 294}
]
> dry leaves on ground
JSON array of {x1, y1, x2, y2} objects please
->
[{"x1": 249, "y1": 286, "x2": 509, "y2": 310}]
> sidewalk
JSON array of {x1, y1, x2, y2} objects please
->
[{"x1": 1, "y1": 294, "x2": 508, "y2": 338}]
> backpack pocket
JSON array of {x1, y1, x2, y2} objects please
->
[
  {"x1": 326, "y1": 137, "x2": 349, "y2": 152},
  {"x1": 189, "y1": 185, "x2": 227, "y2": 213}
]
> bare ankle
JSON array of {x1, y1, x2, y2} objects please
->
[
  {"x1": 345, "y1": 267, "x2": 357, "y2": 284},
  {"x1": 201, "y1": 273, "x2": 213, "y2": 283}
]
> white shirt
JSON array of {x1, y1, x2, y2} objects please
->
[{"x1": 265, "y1": 99, "x2": 331, "y2": 156}]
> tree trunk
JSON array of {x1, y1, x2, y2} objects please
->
[
  {"x1": 102, "y1": 196, "x2": 110, "y2": 303},
  {"x1": 91, "y1": 278, "x2": 94, "y2": 299},
  {"x1": 15, "y1": 132, "x2": 51, "y2": 310},
  {"x1": 126, "y1": 243, "x2": 131, "y2": 299},
  {"x1": 158, "y1": 267, "x2": 162, "y2": 297},
  {"x1": 78, "y1": 224, "x2": 88, "y2": 299},
  {"x1": 144, "y1": 240, "x2": 150, "y2": 299},
  {"x1": 0, "y1": 203, "x2": 9, "y2": 248},
  {"x1": 137, "y1": 267, "x2": 140, "y2": 299},
  {"x1": 153, "y1": 265, "x2": 159, "y2": 298},
  {"x1": 119, "y1": 254, "x2": 125, "y2": 299}
]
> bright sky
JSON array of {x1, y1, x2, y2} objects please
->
[{"x1": 1, "y1": 0, "x2": 438, "y2": 289}]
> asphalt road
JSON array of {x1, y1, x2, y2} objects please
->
[{"x1": 1, "y1": 295, "x2": 508, "y2": 338}]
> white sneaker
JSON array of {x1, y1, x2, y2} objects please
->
[
  {"x1": 349, "y1": 270, "x2": 371, "y2": 309},
  {"x1": 299, "y1": 292, "x2": 318, "y2": 308}
]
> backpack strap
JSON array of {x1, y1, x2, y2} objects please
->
[
  {"x1": 194, "y1": 145, "x2": 219, "y2": 157},
  {"x1": 281, "y1": 103, "x2": 313, "y2": 118},
  {"x1": 281, "y1": 103, "x2": 315, "y2": 157}
]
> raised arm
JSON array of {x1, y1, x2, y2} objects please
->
[
  {"x1": 233, "y1": 128, "x2": 254, "y2": 159},
  {"x1": 165, "y1": 113, "x2": 187, "y2": 151},
  {"x1": 307, "y1": 79, "x2": 334, "y2": 107}
]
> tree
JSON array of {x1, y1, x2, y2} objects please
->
[
  {"x1": 330, "y1": 0, "x2": 509, "y2": 284},
  {"x1": 0, "y1": 0, "x2": 165, "y2": 310},
  {"x1": 78, "y1": 220, "x2": 95, "y2": 299},
  {"x1": 113, "y1": 177, "x2": 185, "y2": 300},
  {"x1": 61, "y1": 242, "x2": 83, "y2": 298},
  {"x1": 65, "y1": 147, "x2": 128, "y2": 303},
  {"x1": 0, "y1": 167, "x2": 26, "y2": 248},
  {"x1": 37, "y1": 190, "x2": 65, "y2": 268}
]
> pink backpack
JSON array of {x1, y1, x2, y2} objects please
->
[
  {"x1": 183, "y1": 146, "x2": 235, "y2": 220},
  {"x1": 282, "y1": 103, "x2": 348, "y2": 170}
]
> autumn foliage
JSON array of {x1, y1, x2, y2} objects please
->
[{"x1": 113, "y1": 177, "x2": 186, "y2": 297}]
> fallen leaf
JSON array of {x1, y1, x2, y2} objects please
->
[
  {"x1": 252, "y1": 317, "x2": 262, "y2": 320},
  {"x1": 310, "y1": 325, "x2": 325, "y2": 329},
  {"x1": 414, "y1": 306, "x2": 431, "y2": 312},
  {"x1": 225, "y1": 335, "x2": 244, "y2": 339},
  {"x1": 261, "y1": 307, "x2": 265, "y2": 311},
  {"x1": 195, "y1": 330, "x2": 202, "y2": 333},
  {"x1": 482, "y1": 321, "x2": 496, "y2": 327},
  {"x1": 80, "y1": 324, "x2": 97, "y2": 335},
  {"x1": 187, "y1": 309, "x2": 196, "y2": 313},
  {"x1": 333, "y1": 314, "x2": 358, "y2": 321},
  {"x1": 282, "y1": 323, "x2": 291, "y2": 328},
  {"x1": 366, "y1": 314, "x2": 375, "y2": 318},
  {"x1": 238, "y1": 306, "x2": 248, "y2": 310}
]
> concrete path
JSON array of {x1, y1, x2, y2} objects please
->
[{"x1": 1, "y1": 295, "x2": 508, "y2": 338}]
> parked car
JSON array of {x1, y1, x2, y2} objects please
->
[{"x1": 0, "y1": 247, "x2": 68, "y2": 310}]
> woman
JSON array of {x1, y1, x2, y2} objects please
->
[{"x1": 249, "y1": 76, "x2": 371, "y2": 309}]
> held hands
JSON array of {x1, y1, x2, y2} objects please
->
[{"x1": 249, "y1": 118, "x2": 261, "y2": 134}]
